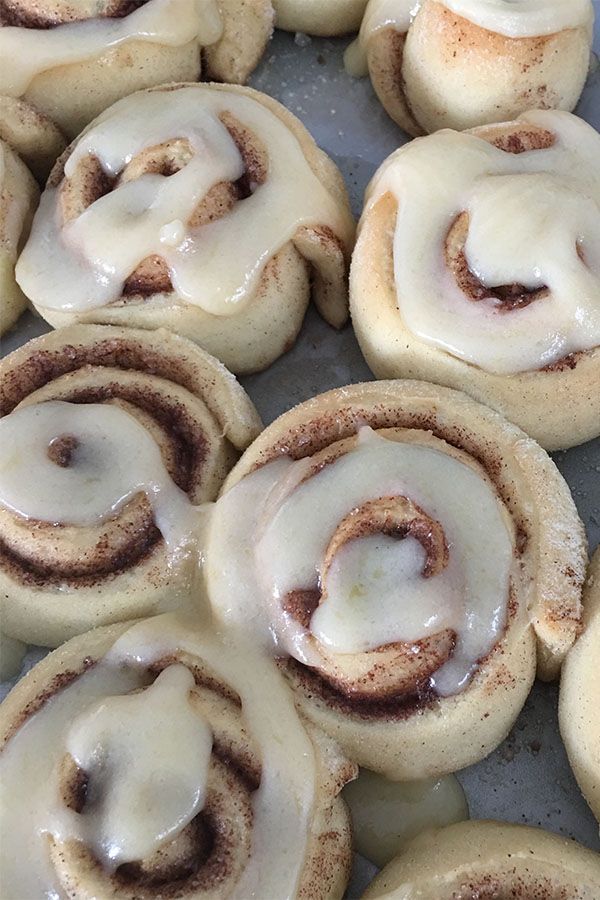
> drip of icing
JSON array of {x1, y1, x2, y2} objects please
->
[
  {"x1": 59, "y1": 665, "x2": 212, "y2": 868},
  {"x1": 206, "y1": 428, "x2": 514, "y2": 697},
  {"x1": 0, "y1": 615, "x2": 316, "y2": 900},
  {"x1": 0, "y1": 0, "x2": 223, "y2": 97},
  {"x1": 364, "y1": 109, "x2": 600, "y2": 374},
  {"x1": 343, "y1": 769, "x2": 469, "y2": 868},
  {"x1": 110, "y1": 615, "x2": 316, "y2": 900},
  {"x1": 0, "y1": 632, "x2": 27, "y2": 681},
  {"x1": 0, "y1": 401, "x2": 199, "y2": 552},
  {"x1": 0, "y1": 665, "x2": 146, "y2": 900},
  {"x1": 16, "y1": 86, "x2": 354, "y2": 317}
]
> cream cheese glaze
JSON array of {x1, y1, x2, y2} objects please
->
[
  {"x1": 0, "y1": 0, "x2": 223, "y2": 97},
  {"x1": 206, "y1": 428, "x2": 514, "y2": 697},
  {"x1": 16, "y1": 85, "x2": 353, "y2": 317},
  {"x1": 0, "y1": 614, "x2": 317, "y2": 900},
  {"x1": 0, "y1": 401, "x2": 200, "y2": 552},
  {"x1": 361, "y1": 110, "x2": 600, "y2": 374}
]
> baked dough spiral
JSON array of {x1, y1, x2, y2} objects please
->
[
  {"x1": 0, "y1": 324, "x2": 262, "y2": 648},
  {"x1": 0, "y1": 135, "x2": 38, "y2": 336},
  {"x1": 16, "y1": 83, "x2": 355, "y2": 375},
  {"x1": 0, "y1": 94, "x2": 66, "y2": 183},
  {"x1": 0, "y1": 614, "x2": 356, "y2": 899},
  {"x1": 0, "y1": 0, "x2": 274, "y2": 139},
  {"x1": 351, "y1": 110, "x2": 600, "y2": 451},
  {"x1": 363, "y1": 820, "x2": 600, "y2": 898},
  {"x1": 346, "y1": 0, "x2": 594, "y2": 134},
  {"x1": 205, "y1": 381, "x2": 587, "y2": 779},
  {"x1": 560, "y1": 547, "x2": 600, "y2": 828},
  {"x1": 273, "y1": 0, "x2": 368, "y2": 36}
]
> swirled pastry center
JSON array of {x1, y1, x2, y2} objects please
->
[
  {"x1": 0, "y1": 616, "x2": 317, "y2": 899},
  {"x1": 16, "y1": 86, "x2": 353, "y2": 317},
  {"x1": 61, "y1": 664, "x2": 212, "y2": 866},
  {"x1": 0, "y1": 401, "x2": 199, "y2": 550},
  {"x1": 366, "y1": 110, "x2": 600, "y2": 373},
  {"x1": 0, "y1": 0, "x2": 223, "y2": 96},
  {"x1": 207, "y1": 428, "x2": 514, "y2": 696}
]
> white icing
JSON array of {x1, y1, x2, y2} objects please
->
[
  {"x1": 345, "y1": 0, "x2": 593, "y2": 75},
  {"x1": 0, "y1": 615, "x2": 317, "y2": 900},
  {"x1": 61, "y1": 665, "x2": 212, "y2": 867},
  {"x1": 16, "y1": 86, "x2": 353, "y2": 316},
  {"x1": 364, "y1": 110, "x2": 600, "y2": 374},
  {"x1": 0, "y1": 401, "x2": 199, "y2": 552},
  {"x1": 0, "y1": 0, "x2": 223, "y2": 97},
  {"x1": 343, "y1": 769, "x2": 469, "y2": 867},
  {"x1": 206, "y1": 428, "x2": 514, "y2": 697}
]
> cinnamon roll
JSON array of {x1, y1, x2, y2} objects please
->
[
  {"x1": 0, "y1": 614, "x2": 356, "y2": 899},
  {"x1": 0, "y1": 0, "x2": 274, "y2": 139},
  {"x1": 16, "y1": 83, "x2": 355, "y2": 375},
  {"x1": 205, "y1": 381, "x2": 587, "y2": 780},
  {"x1": 346, "y1": 0, "x2": 594, "y2": 134},
  {"x1": 0, "y1": 95, "x2": 65, "y2": 183},
  {"x1": 560, "y1": 547, "x2": 600, "y2": 827},
  {"x1": 273, "y1": 0, "x2": 368, "y2": 36},
  {"x1": 0, "y1": 136, "x2": 38, "y2": 336},
  {"x1": 363, "y1": 821, "x2": 600, "y2": 898},
  {"x1": 0, "y1": 324, "x2": 262, "y2": 648},
  {"x1": 351, "y1": 110, "x2": 600, "y2": 451}
]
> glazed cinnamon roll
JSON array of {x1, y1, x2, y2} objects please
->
[
  {"x1": 560, "y1": 548, "x2": 600, "y2": 827},
  {"x1": 0, "y1": 324, "x2": 262, "y2": 648},
  {"x1": 346, "y1": 0, "x2": 594, "y2": 134},
  {"x1": 273, "y1": 0, "x2": 368, "y2": 36},
  {"x1": 0, "y1": 136, "x2": 38, "y2": 336},
  {"x1": 363, "y1": 821, "x2": 600, "y2": 898},
  {"x1": 351, "y1": 110, "x2": 600, "y2": 451},
  {"x1": 0, "y1": 0, "x2": 274, "y2": 139},
  {"x1": 205, "y1": 381, "x2": 587, "y2": 780},
  {"x1": 0, "y1": 95, "x2": 65, "y2": 183},
  {"x1": 0, "y1": 614, "x2": 356, "y2": 899},
  {"x1": 16, "y1": 83, "x2": 355, "y2": 375}
]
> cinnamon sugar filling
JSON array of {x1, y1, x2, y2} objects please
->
[
  {"x1": 0, "y1": 0, "x2": 149, "y2": 29},
  {"x1": 58, "y1": 115, "x2": 269, "y2": 301}
]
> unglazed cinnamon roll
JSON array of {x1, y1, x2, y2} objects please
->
[
  {"x1": 0, "y1": 324, "x2": 262, "y2": 648},
  {"x1": 560, "y1": 547, "x2": 600, "y2": 827},
  {"x1": 16, "y1": 83, "x2": 355, "y2": 375},
  {"x1": 351, "y1": 110, "x2": 600, "y2": 451},
  {"x1": 0, "y1": 94, "x2": 66, "y2": 183},
  {"x1": 346, "y1": 0, "x2": 594, "y2": 134},
  {"x1": 0, "y1": 136, "x2": 38, "y2": 336},
  {"x1": 0, "y1": 614, "x2": 356, "y2": 899},
  {"x1": 363, "y1": 821, "x2": 600, "y2": 898},
  {"x1": 273, "y1": 0, "x2": 368, "y2": 36},
  {"x1": 0, "y1": 0, "x2": 274, "y2": 139},
  {"x1": 205, "y1": 381, "x2": 587, "y2": 780}
]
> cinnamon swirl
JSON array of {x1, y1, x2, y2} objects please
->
[
  {"x1": 0, "y1": 136, "x2": 38, "y2": 336},
  {"x1": 16, "y1": 83, "x2": 355, "y2": 374},
  {"x1": 273, "y1": 0, "x2": 368, "y2": 36},
  {"x1": 560, "y1": 547, "x2": 600, "y2": 827},
  {"x1": 0, "y1": 324, "x2": 262, "y2": 648},
  {"x1": 363, "y1": 821, "x2": 600, "y2": 898},
  {"x1": 350, "y1": 110, "x2": 600, "y2": 450},
  {"x1": 346, "y1": 0, "x2": 594, "y2": 134},
  {"x1": 0, "y1": 614, "x2": 356, "y2": 899},
  {"x1": 0, "y1": 0, "x2": 274, "y2": 139},
  {"x1": 205, "y1": 381, "x2": 587, "y2": 779}
]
